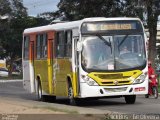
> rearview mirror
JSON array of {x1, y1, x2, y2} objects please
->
[{"x1": 77, "y1": 41, "x2": 83, "y2": 52}]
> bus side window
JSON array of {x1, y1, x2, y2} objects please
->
[
  {"x1": 56, "y1": 31, "x2": 65, "y2": 58},
  {"x1": 23, "y1": 36, "x2": 29, "y2": 60},
  {"x1": 36, "y1": 35, "x2": 41, "y2": 59},
  {"x1": 36, "y1": 33, "x2": 47, "y2": 59},
  {"x1": 56, "y1": 31, "x2": 72, "y2": 58},
  {"x1": 42, "y1": 34, "x2": 47, "y2": 58},
  {"x1": 65, "y1": 31, "x2": 72, "y2": 58}
]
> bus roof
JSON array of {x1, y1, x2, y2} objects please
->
[{"x1": 23, "y1": 17, "x2": 141, "y2": 34}]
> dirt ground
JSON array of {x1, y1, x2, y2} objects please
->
[
  {"x1": 0, "y1": 98, "x2": 105, "y2": 120},
  {"x1": 0, "y1": 99, "x2": 65, "y2": 114}
]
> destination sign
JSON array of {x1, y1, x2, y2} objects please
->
[
  {"x1": 101, "y1": 24, "x2": 132, "y2": 30},
  {"x1": 81, "y1": 20, "x2": 143, "y2": 34}
]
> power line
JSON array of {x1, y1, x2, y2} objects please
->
[
  {"x1": 24, "y1": 0, "x2": 58, "y2": 7},
  {"x1": 23, "y1": 0, "x2": 59, "y2": 15},
  {"x1": 24, "y1": 0, "x2": 53, "y2": 6}
]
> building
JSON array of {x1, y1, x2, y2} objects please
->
[{"x1": 0, "y1": 59, "x2": 6, "y2": 68}]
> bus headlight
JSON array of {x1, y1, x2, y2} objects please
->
[
  {"x1": 81, "y1": 75, "x2": 98, "y2": 86},
  {"x1": 133, "y1": 73, "x2": 147, "y2": 84}
]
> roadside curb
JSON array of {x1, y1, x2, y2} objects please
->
[{"x1": 0, "y1": 79, "x2": 22, "y2": 83}]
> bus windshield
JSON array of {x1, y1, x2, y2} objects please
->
[{"x1": 81, "y1": 35, "x2": 146, "y2": 71}]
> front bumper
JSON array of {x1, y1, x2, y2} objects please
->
[{"x1": 79, "y1": 80, "x2": 148, "y2": 98}]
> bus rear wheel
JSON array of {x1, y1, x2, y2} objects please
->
[
  {"x1": 37, "y1": 81, "x2": 43, "y2": 101},
  {"x1": 124, "y1": 95, "x2": 136, "y2": 104}
]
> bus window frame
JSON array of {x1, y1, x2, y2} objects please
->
[
  {"x1": 23, "y1": 36, "x2": 30, "y2": 60},
  {"x1": 55, "y1": 30, "x2": 72, "y2": 59},
  {"x1": 65, "y1": 30, "x2": 72, "y2": 58},
  {"x1": 36, "y1": 33, "x2": 48, "y2": 60}
]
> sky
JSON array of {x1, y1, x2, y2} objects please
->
[{"x1": 23, "y1": 0, "x2": 60, "y2": 16}]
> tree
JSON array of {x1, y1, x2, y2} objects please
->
[
  {"x1": 0, "y1": 0, "x2": 12, "y2": 16},
  {"x1": 57, "y1": 0, "x2": 123, "y2": 21},
  {"x1": 10, "y1": 0, "x2": 27, "y2": 17},
  {"x1": 39, "y1": 11, "x2": 61, "y2": 21},
  {"x1": 0, "y1": 0, "x2": 51, "y2": 76},
  {"x1": 0, "y1": 0, "x2": 27, "y2": 75},
  {"x1": 130, "y1": 0, "x2": 160, "y2": 67},
  {"x1": 145, "y1": 0, "x2": 160, "y2": 67},
  {"x1": 120, "y1": 0, "x2": 144, "y2": 19},
  {"x1": 56, "y1": 0, "x2": 160, "y2": 68}
]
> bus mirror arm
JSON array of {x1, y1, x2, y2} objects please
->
[{"x1": 76, "y1": 41, "x2": 82, "y2": 52}]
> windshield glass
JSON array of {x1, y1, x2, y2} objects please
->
[{"x1": 81, "y1": 35, "x2": 146, "y2": 71}]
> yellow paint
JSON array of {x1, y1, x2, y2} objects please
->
[
  {"x1": 54, "y1": 58, "x2": 72, "y2": 97},
  {"x1": 72, "y1": 72, "x2": 78, "y2": 97},
  {"x1": 88, "y1": 70, "x2": 142, "y2": 86},
  {"x1": 33, "y1": 58, "x2": 73, "y2": 97},
  {"x1": 48, "y1": 59, "x2": 53, "y2": 94},
  {"x1": 34, "y1": 60, "x2": 49, "y2": 93}
]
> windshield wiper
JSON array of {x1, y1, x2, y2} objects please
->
[
  {"x1": 97, "y1": 35, "x2": 112, "y2": 53},
  {"x1": 118, "y1": 35, "x2": 128, "y2": 48},
  {"x1": 97, "y1": 35, "x2": 111, "y2": 46}
]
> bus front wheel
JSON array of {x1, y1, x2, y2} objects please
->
[
  {"x1": 124, "y1": 95, "x2": 136, "y2": 104},
  {"x1": 68, "y1": 84, "x2": 79, "y2": 106}
]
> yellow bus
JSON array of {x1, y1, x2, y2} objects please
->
[{"x1": 23, "y1": 17, "x2": 148, "y2": 105}]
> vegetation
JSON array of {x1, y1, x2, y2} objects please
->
[
  {"x1": 0, "y1": 0, "x2": 50, "y2": 76},
  {"x1": 0, "y1": 0, "x2": 160, "y2": 76},
  {"x1": 42, "y1": 0, "x2": 160, "y2": 67},
  {"x1": 55, "y1": 0, "x2": 160, "y2": 67}
]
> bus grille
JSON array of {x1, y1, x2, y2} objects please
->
[
  {"x1": 88, "y1": 71, "x2": 142, "y2": 86},
  {"x1": 101, "y1": 80, "x2": 131, "y2": 86},
  {"x1": 96, "y1": 74, "x2": 130, "y2": 79}
]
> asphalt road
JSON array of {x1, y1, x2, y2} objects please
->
[{"x1": 0, "y1": 80, "x2": 160, "y2": 114}]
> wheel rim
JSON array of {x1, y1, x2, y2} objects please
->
[
  {"x1": 68, "y1": 85, "x2": 76, "y2": 105},
  {"x1": 38, "y1": 85, "x2": 42, "y2": 99},
  {"x1": 68, "y1": 86, "x2": 73, "y2": 99}
]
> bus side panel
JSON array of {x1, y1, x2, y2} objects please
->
[
  {"x1": 34, "y1": 60, "x2": 49, "y2": 94},
  {"x1": 54, "y1": 58, "x2": 72, "y2": 97},
  {"x1": 47, "y1": 31, "x2": 55, "y2": 95},
  {"x1": 23, "y1": 35, "x2": 32, "y2": 93},
  {"x1": 72, "y1": 28, "x2": 79, "y2": 97},
  {"x1": 23, "y1": 60, "x2": 31, "y2": 92},
  {"x1": 29, "y1": 35, "x2": 36, "y2": 93}
]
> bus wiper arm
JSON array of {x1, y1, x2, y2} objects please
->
[
  {"x1": 97, "y1": 35, "x2": 111, "y2": 47},
  {"x1": 97, "y1": 35, "x2": 112, "y2": 53},
  {"x1": 118, "y1": 35, "x2": 128, "y2": 48}
]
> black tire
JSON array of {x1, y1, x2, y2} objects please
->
[
  {"x1": 145, "y1": 94, "x2": 149, "y2": 98},
  {"x1": 152, "y1": 87, "x2": 158, "y2": 99},
  {"x1": 124, "y1": 95, "x2": 136, "y2": 104},
  {"x1": 43, "y1": 95, "x2": 56, "y2": 102},
  {"x1": 68, "y1": 83, "x2": 79, "y2": 106},
  {"x1": 37, "y1": 81, "x2": 43, "y2": 101}
]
